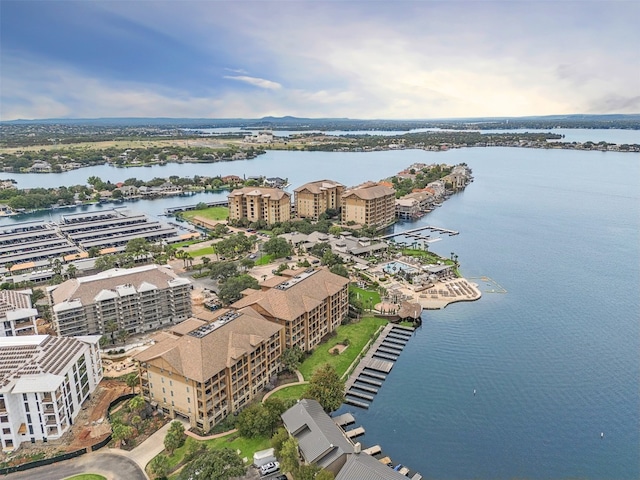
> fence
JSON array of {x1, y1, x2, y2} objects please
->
[{"x1": 0, "y1": 393, "x2": 136, "y2": 475}]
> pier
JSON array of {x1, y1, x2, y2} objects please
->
[
  {"x1": 378, "y1": 224, "x2": 459, "y2": 240},
  {"x1": 344, "y1": 323, "x2": 414, "y2": 409}
]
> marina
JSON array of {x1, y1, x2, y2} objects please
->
[{"x1": 344, "y1": 323, "x2": 414, "y2": 409}]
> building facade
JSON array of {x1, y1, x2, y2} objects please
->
[
  {"x1": 294, "y1": 180, "x2": 345, "y2": 220},
  {"x1": 228, "y1": 187, "x2": 291, "y2": 225},
  {"x1": 48, "y1": 264, "x2": 192, "y2": 337},
  {"x1": 232, "y1": 268, "x2": 349, "y2": 352},
  {"x1": 135, "y1": 308, "x2": 283, "y2": 431},
  {"x1": 0, "y1": 335, "x2": 102, "y2": 452},
  {"x1": 0, "y1": 290, "x2": 38, "y2": 337},
  {"x1": 341, "y1": 182, "x2": 396, "y2": 228}
]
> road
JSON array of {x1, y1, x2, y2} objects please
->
[{"x1": 4, "y1": 452, "x2": 146, "y2": 480}]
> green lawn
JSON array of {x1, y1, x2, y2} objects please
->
[
  {"x1": 182, "y1": 206, "x2": 228, "y2": 222},
  {"x1": 171, "y1": 239, "x2": 203, "y2": 249},
  {"x1": 162, "y1": 432, "x2": 270, "y2": 473},
  {"x1": 254, "y1": 254, "x2": 274, "y2": 265},
  {"x1": 299, "y1": 316, "x2": 387, "y2": 380},
  {"x1": 188, "y1": 246, "x2": 215, "y2": 257},
  {"x1": 349, "y1": 285, "x2": 381, "y2": 306},
  {"x1": 268, "y1": 383, "x2": 308, "y2": 402},
  {"x1": 64, "y1": 475, "x2": 107, "y2": 480}
]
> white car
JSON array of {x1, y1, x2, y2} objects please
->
[{"x1": 260, "y1": 461, "x2": 280, "y2": 476}]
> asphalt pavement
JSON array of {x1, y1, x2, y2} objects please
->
[{"x1": 4, "y1": 452, "x2": 146, "y2": 480}]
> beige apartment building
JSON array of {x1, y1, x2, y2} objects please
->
[
  {"x1": 48, "y1": 264, "x2": 192, "y2": 337},
  {"x1": 294, "y1": 180, "x2": 345, "y2": 220},
  {"x1": 341, "y1": 181, "x2": 396, "y2": 228},
  {"x1": 228, "y1": 187, "x2": 291, "y2": 225},
  {"x1": 135, "y1": 307, "x2": 283, "y2": 431},
  {"x1": 232, "y1": 268, "x2": 349, "y2": 352}
]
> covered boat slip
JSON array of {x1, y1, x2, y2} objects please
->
[{"x1": 344, "y1": 323, "x2": 414, "y2": 409}]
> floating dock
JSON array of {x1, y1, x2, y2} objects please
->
[{"x1": 344, "y1": 324, "x2": 414, "y2": 409}]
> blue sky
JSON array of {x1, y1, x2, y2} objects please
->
[{"x1": 1, "y1": 0, "x2": 638, "y2": 120}]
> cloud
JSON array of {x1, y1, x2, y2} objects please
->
[
  {"x1": 223, "y1": 75, "x2": 282, "y2": 90},
  {"x1": 1, "y1": 1, "x2": 639, "y2": 119}
]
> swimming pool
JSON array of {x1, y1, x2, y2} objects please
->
[{"x1": 383, "y1": 261, "x2": 419, "y2": 275}]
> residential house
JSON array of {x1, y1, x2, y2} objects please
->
[{"x1": 281, "y1": 399, "x2": 354, "y2": 475}]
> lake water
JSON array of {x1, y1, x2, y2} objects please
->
[
  {"x1": 186, "y1": 127, "x2": 639, "y2": 143},
  {"x1": 1, "y1": 133, "x2": 639, "y2": 479}
]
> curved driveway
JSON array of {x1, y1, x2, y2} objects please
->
[{"x1": 5, "y1": 452, "x2": 146, "y2": 480}]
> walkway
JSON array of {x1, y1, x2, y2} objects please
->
[
  {"x1": 261, "y1": 369, "x2": 307, "y2": 402},
  {"x1": 121, "y1": 418, "x2": 189, "y2": 470}
]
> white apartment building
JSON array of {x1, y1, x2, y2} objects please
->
[
  {"x1": 0, "y1": 290, "x2": 38, "y2": 337},
  {"x1": 48, "y1": 264, "x2": 192, "y2": 337},
  {"x1": 0, "y1": 335, "x2": 102, "y2": 452}
]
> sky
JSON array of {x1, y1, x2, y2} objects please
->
[{"x1": 1, "y1": 0, "x2": 639, "y2": 120}]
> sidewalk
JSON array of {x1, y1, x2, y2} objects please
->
[{"x1": 111, "y1": 417, "x2": 189, "y2": 472}]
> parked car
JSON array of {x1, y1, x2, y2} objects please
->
[
  {"x1": 249, "y1": 254, "x2": 257, "y2": 259},
  {"x1": 260, "y1": 461, "x2": 280, "y2": 476}
]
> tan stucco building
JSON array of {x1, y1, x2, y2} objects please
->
[
  {"x1": 232, "y1": 268, "x2": 349, "y2": 352},
  {"x1": 135, "y1": 307, "x2": 283, "y2": 431},
  {"x1": 228, "y1": 187, "x2": 291, "y2": 225},
  {"x1": 294, "y1": 180, "x2": 345, "y2": 220},
  {"x1": 341, "y1": 182, "x2": 396, "y2": 228}
]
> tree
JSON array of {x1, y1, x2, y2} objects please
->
[
  {"x1": 297, "y1": 464, "x2": 322, "y2": 480},
  {"x1": 281, "y1": 346, "x2": 304, "y2": 373},
  {"x1": 128, "y1": 395, "x2": 146, "y2": 414},
  {"x1": 149, "y1": 453, "x2": 171, "y2": 479},
  {"x1": 329, "y1": 264, "x2": 349, "y2": 278},
  {"x1": 209, "y1": 261, "x2": 238, "y2": 282},
  {"x1": 125, "y1": 373, "x2": 139, "y2": 393},
  {"x1": 65, "y1": 264, "x2": 78, "y2": 279},
  {"x1": 178, "y1": 448, "x2": 245, "y2": 480},
  {"x1": 112, "y1": 423, "x2": 135, "y2": 444},
  {"x1": 315, "y1": 470, "x2": 335, "y2": 480},
  {"x1": 236, "y1": 398, "x2": 287, "y2": 438},
  {"x1": 305, "y1": 364, "x2": 345, "y2": 413},
  {"x1": 95, "y1": 255, "x2": 116, "y2": 271},
  {"x1": 263, "y1": 237, "x2": 292, "y2": 259},
  {"x1": 271, "y1": 427, "x2": 289, "y2": 457},
  {"x1": 117, "y1": 329, "x2": 129, "y2": 344},
  {"x1": 279, "y1": 436, "x2": 300, "y2": 477},
  {"x1": 218, "y1": 274, "x2": 258, "y2": 305},
  {"x1": 105, "y1": 320, "x2": 118, "y2": 344},
  {"x1": 164, "y1": 421, "x2": 185, "y2": 455}
]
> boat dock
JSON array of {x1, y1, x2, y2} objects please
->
[
  {"x1": 379, "y1": 225, "x2": 459, "y2": 240},
  {"x1": 164, "y1": 200, "x2": 228, "y2": 214},
  {"x1": 344, "y1": 324, "x2": 414, "y2": 409}
]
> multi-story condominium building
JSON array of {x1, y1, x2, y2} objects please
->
[
  {"x1": 48, "y1": 264, "x2": 192, "y2": 337},
  {"x1": 294, "y1": 180, "x2": 345, "y2": 220},
  {"x1": 134, "y1": 307, "x2": 283, "y2": 431},
  {"x1": 228, "y1": 187, "x2": 291, "y2": 225},
  {"x1": 0, "y1": 334, "x2": 102, "y2": 452},
  {"x1": 232, "y1": 268, "x2": 349, "y2": 352},
  {"x1": 341, "y1": 181, "x2": 396, "y2": 228},
  {"x1": 0, "y1": 290, "x2": 38, "y2": 337}
]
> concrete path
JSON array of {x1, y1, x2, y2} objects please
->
[
  {"x1": 185, "y1": 427, "x2": 238, "y2": 441},
  {"x1": 115, "y1": 418, "x2": 188, "y2": 470}
]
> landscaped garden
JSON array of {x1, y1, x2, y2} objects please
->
[{"x1": 299, "y1": 316, "x2": 386, "y2": 380}]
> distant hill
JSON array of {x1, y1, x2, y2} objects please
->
[{"x1": 2, "y1": 114, "x2": 639, "y2": 130}]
